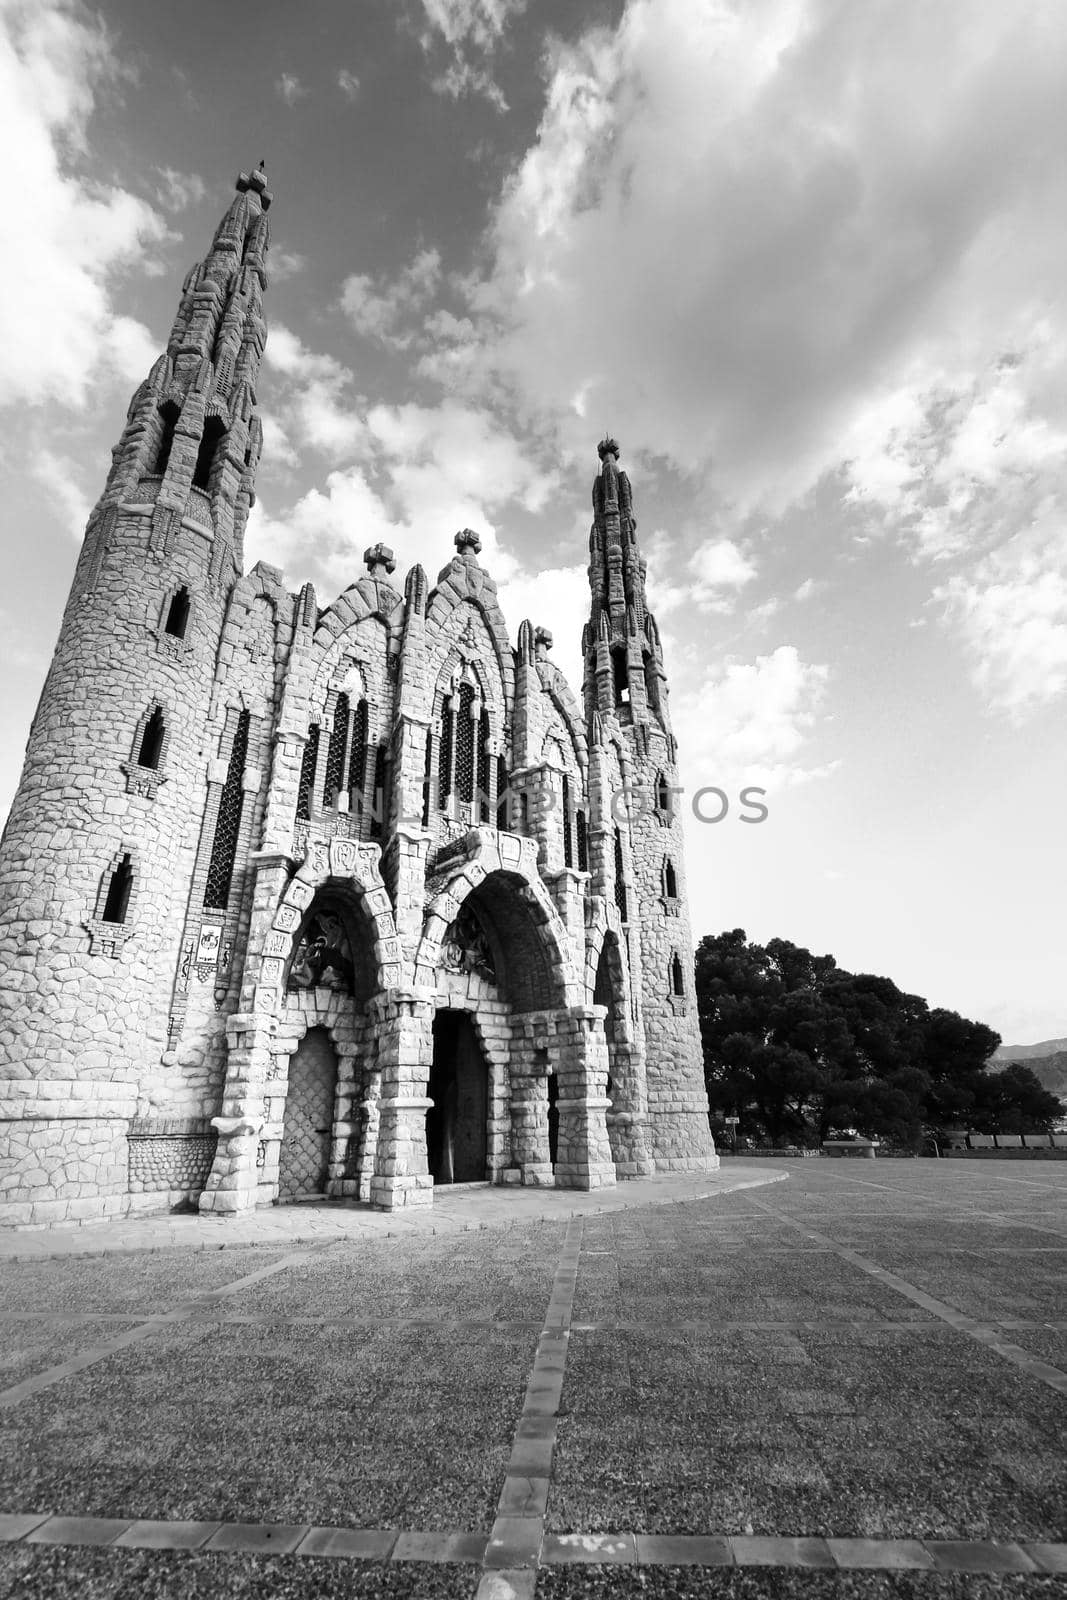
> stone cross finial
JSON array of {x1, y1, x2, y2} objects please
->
[
  {"x1": 454, "y1": 528, "x2": 482, "y2": 556},
  {"x1": 364, "y1": 542, "x2": 396, "y2": 576},
  {"x1": 534, "y1": 626, "x2": 553, "y2": 658},
  {"x1": 598, "y1": 436, "x2": 620, "y2": 461}
]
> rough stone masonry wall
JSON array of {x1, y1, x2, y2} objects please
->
[
  {"x1": 629, "y1": 725, "x2": 717, "y2": 1170},
  {"x1": 0, "y1": 483, "x2": 231, "y2": 1223}
]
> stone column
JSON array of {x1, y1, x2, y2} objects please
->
[
  {"x1": 554, "y1": 1005, "x2": 616, "y2": 1192},
  {"x1": 198, "y1": 1009, "x2": 273, "y2": 1213},
  {"x1": 368, "y1": 988, "x2": 435, "y2": 1210},
  {"x1": 508, "y1": 1049, "x2": 553, "y2": 1186},
  {"x1": 604, "y1": 1037, "x2": 654, "y2": 1179}
]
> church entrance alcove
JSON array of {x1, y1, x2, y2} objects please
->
[
  {"x1": 278, "y1": 1027, "x2": 338, "y2": 1201},
  {"x1": 426, "y1": 1010, "x2": 489, "y2": 1184}
]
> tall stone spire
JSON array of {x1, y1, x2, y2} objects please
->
[
  {"x1": 96, "y1": 164, "x2": 272, "y2": 584},
  {"x1": 583, "y1": 437, "x2": 671, "y2": 742}
]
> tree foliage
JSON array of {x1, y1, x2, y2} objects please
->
[{"x1": 696, "y1": 929, "x2": 1063, "y2": 1148}]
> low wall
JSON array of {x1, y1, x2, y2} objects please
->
[{"x1": 942, "y1": 1148, "x2": 1067, "y2": 1160}]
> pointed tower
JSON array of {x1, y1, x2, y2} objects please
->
[
  {"x1": 0, "y1": 169, "x2": 272, "y2": 1225},
  {"x1": 583, "y1": 438, "x2": 716, "y2": 1170}
]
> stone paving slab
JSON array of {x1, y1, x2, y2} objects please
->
[{"x1": 0, "y1": 1169, "x2": 783, "y2": 1260}]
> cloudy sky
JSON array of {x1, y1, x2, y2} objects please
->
[{"x1": 1, "y1": 0, "x2": 1065, "y2": 1045}]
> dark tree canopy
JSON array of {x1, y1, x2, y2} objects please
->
[{"x1": 696, "y1": 929, "x2": 1062, "y2": 1149}]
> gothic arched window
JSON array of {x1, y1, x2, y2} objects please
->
[{"x1": 664, "y1": 857, "x2": 678, "y2": 899}]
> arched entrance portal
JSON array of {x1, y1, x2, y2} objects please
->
[
  {"x1": 426, "y1": 1011, "x2": 489, "y2": 1184},
  {"x1": 278, "y1": 1027, "x2": 338, "y2": 1200}
]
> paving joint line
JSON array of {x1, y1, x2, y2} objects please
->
[
  {"x1": 475, "y1": 1215, "x2": 584, "y2": 1600},
  {"x1": 0, "y1": 1238, "x2": 341, "y2": 1410},
  {"x1": 745, "y1": 1196, "x2": 1067, "y2": 1397},
  {"x1": 0, "y1": 1514, "x2": 1061, "y2": 1577}
]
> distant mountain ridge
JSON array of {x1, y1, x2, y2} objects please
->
[
  {"x1": 993, "y1": 1041, "x2": 1067, "y2": 1106},
  {"x1": 995, "y1": 1038, "x2": 1067, "y2": 1060}
]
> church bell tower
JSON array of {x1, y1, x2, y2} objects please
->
[
  {"x1": 0, "y1": 167, "x2": 272, "y2": 1224},
  {"x1": 583, "y1": 439, "x2": 716, "y2": 1168}
]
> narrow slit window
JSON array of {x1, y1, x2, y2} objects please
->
[
  {"x1": 496, "y1": 754, "x2": 509, "y2": 830},
  {"x1": 296, "y1": 724, "x2": 320, "y2": 822},
  {"x1": 137, "y1": 707, "x2": 165, "y2": 771},
  {"x1": 455, "y1": 684, "x2": 476, "y2": 805},
  {"x1": 348, "y1": 698, "x2": 368, "y2": 810},
  {"x1": 656, "y1": 772, "x2": 672, "y2": 815},
  {"x1": 612, "y1": 648, "x2": 629, "y2": 706},
  {"x1": 671, "y1": 953, "x2": 685, "y2": 997},
  {"x1": 437, "y1": 694, "x2": 454, "y2": 808},
  {"x1": 192, "y1": 417, "x2": 226, "y2": 491},
  {"x1": 422, "y1": 728, "x2": 433, "y2": 828},
  {"x1": 204, "y1": 709, "x2": 250, "y2": 910},
  {"x1": 164, "y1": 587, "x2": 190, "y2": 639},
  {"x1": 102, "y1": 853, "x2": 133, "y2": 924},
  {"x1": 576, "y1": 809, "x2": 589, "y2": 872},
  {"x1": 614, "y1": 826, "x2": 628, "y2": 922},
  {"x1": 477, "y1": 709, "x2": 491, "y2": 823},
  {"x1": 562, "y1": 774, "x2": 574, "y2": 869},
  {"x1": 323, "y1": 693, "x2": 349, "y2": 807},
  {"x1": 664, "y1": 858, "x2": 678, "y2": 898},
  {"x1": 369, "y1": 746, "x2": 387, "y2": 841}
]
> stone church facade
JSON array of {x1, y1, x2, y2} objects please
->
[{"x1": 0, "y1": 170, "x2": 715, "y2": 1227}]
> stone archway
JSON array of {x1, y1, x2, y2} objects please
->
[
  {"x1": 400, "y1": 830, "x2": 616, "y2": 1199},
  {"x1": 200, "y1": 835, "x2": 400, "y2": 1216}
]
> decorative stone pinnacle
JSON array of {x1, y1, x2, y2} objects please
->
[
  {"x1": 454, "y1": 528, "x2": 482, "y2": 556},
  {"x1": 534, "y1": 626, "x2": 554, "y2": 657},
  {"x1": 598, "y1": 436, "x2": 620, "y2": 462},
  {"x1": 364, "y1": 542, "x2": 396, "y2": 575},
  {"x1": 236, "y1": 163, "x2": 272, "y2": 210}
]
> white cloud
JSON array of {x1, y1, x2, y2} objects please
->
[
  {"x1": 269, "y1": 250, "x2": 307, "y2": 281},
  {"x1": 154, "y1": 166, "x2": 206, "y2": 212},
  {"x1": 459, "y1": 0, "x2": 1067, "y2": 519},
  {"x1": 276, "y1": 72, "x2": 306, "y2": 105},
  {"x1": 934, "y1": 517, "x2": 1067, "y2": 719},
  {"x1": 337, "y1": 67, "x2": 360, "y2": 100},
  {"x1": 341, "y1": 249, "x2": 442, "y2": 348},
  {"x1": 420, "y1": 0, "x2": 524, "y2": 50},
  {"x1": 495, "y1": 563, "x2": 589, "y2": 693},
  {"x1": 264, "y1": 324, "x2": 366, "y2": 458},
  {"x1": 30, "y1": 445, "x2": 91, "y2": 540},
  {"x1": 417, "y1": 0, "x2": 525, "y2": 109},
  {"x1": 673, "y1": 645, "x2": 834, "y2": 791},
  {"x1": 0, "y1": 1, "x2": 167, "y2": 408},
  {"x1": 248, "y1": 395, "x2": 558, "y2": 602},
  {"x1": 688, "y1": 538, "x2": 757, "y2": 611}
]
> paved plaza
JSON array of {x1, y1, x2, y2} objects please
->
[{"x1": 0, "y1": 1161, "x2": 1064, "y2": 1597}]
